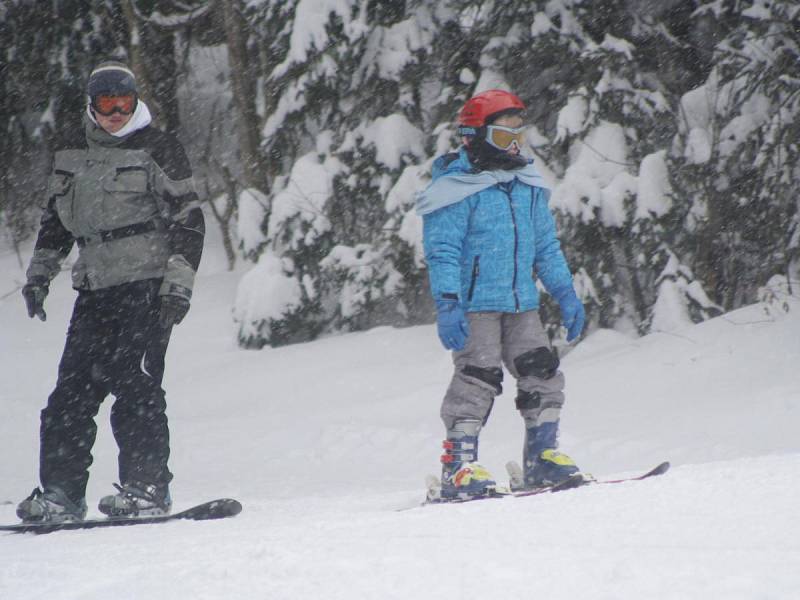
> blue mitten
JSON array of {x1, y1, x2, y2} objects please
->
[
  {"x1": 435, "y1": 297, "x2": 470, "y2": 351},
  {"x1": 553, "y1": 287, "x2": 585, "y2": 342}
]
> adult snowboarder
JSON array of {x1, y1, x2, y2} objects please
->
[
  {"x1": 16, "y1": 61, "x2": 205, "y2": 522},
  {"x1": 417, "y1": 89, "x2": 585, "y2": 500}
]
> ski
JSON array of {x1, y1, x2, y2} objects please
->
[
  {"x1": 592, "y1": 460, "x2": 671, "y2": 485},
  {"x1": 0, "y1": 498, "x2": 242, "y2": 535},
  {"x1": 420, "y1": 474, "x2": 511, "y2": 506},
  {"x1": 406, "y1": 461, "x2": 670, "y2": 509},
  {"x1": 507, "y1": 460, "x2": 670, "y2": 497}
]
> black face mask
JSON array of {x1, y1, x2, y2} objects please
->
[{"x1": 466, "y1": 137, "x2": 528, "y2": 172}]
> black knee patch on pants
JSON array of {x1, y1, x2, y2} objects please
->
[
  {"x1": 462, "y1": 365, "x2": 504, "y2": 395},
  {"x1": 514, "y1": 347, "x2": 560, "y2": 380},
  {"x1": 515, "y1": 390, "x2": 541, "y2": 411}
]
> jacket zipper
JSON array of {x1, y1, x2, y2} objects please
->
[
  {"x1": 467, "y1": 255, "x2": 480, "y2": 302},
  {"x1": 530, "y1": 187, "x2": 535, "y2": 220},
  {"x1": 504, "y1": 186, "x2": 520, "y2": 312}
]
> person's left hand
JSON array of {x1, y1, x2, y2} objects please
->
[
  {"x1": 553, "y1": 287, "x2": 585, "y2": 342},
  {"x1": 159, "y1": 295, "x2": 190, "y2": 328}
]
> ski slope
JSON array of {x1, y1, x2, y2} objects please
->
[{"x1": 1, "y1": 230, "x2": 798, "y2": 600}]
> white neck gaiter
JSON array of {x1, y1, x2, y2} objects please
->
[{"x1": 86, "y1": 99, "x2": 153, "y2": 138}]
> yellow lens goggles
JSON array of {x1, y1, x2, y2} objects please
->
[{"x1": 486, "y1": 125, "x2": 525, "y2": 150}]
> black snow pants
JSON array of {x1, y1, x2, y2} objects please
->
[{"x1": 40, "y1": 279, "x2": 174, "y2": 503}]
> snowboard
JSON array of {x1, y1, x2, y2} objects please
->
[
  {"x1": 416, "y1": 461, "x2": 670, "y2": 507},
  {"x1": 0, "y1": 498, "x2": 242, "y2": 535}
]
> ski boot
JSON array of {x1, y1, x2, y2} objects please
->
[
  {"x1": 16, "y1": 486, "x2": 87, "y2": 523},
  {"x1": 514, "y1": 421, "x2": 581, "y2": 491},
  {"x1": 439, "y1": 419, "x2": 498, "y2": 500},
  {"x1": 98, "y1": 481, "x2": 172, "y2": 518}
]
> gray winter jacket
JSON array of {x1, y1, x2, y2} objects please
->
[{"x1": 27, "y1": 114, "x2": 205, "y2": 300}]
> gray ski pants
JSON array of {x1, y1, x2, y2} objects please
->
[{"x1": 441, "y1": 310, "x2": 565, "y2": 430}]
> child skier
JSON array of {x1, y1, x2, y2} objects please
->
[{"x1": 417, "y1": 89, "x2": 585, "y2": 499}]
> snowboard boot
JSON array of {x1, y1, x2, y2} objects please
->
[
  {"x1": 98, "y1": 481, "x2": 172, "y2": 518},
  {"x1": 16, "y1": 486, "x2": 87, "y2": 523},
  {"x1": 519, "y1": 421, "x2": 580, "y2": 490},
  {"x1": 440, "y1": 419, "x2": 497, "y2": 500}
]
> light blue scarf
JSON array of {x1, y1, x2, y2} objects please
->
[{"x1": 415, "y1": 157, "x2": 549, "y2": 215}]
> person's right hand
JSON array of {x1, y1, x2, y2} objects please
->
[
  {"x1": 435, "y1": 297, "x2": 470, "y2": 351},
  {"x1": 22, "y1": 277, "x2": 49, "y2": 321}
]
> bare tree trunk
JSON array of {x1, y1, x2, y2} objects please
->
[
  {"x1": 121, "y1": 1, "x2": 181, "y2": 134},
  {"x1": 141, "y1": 20, "x2": 180, "y2": 135},
  {"x1": 213, "y1": 165, "x2": 239, "y2": 271},
  {"x1": 121, "y1": 2, "x2": 151, "y2": 111},
  {"x1": 221, "y1": 0, "x2": 268, "y2": 194},
  {"x1": 198, "y1": 100, "x2": 238, "y2": 271}
]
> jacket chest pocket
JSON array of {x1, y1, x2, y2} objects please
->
[
  {"x1": 100, "y1": 166, "x2": 154, "y2": 227},
  {"x1": 103, "y1": 166, "x2": 149, "y2": 194}
]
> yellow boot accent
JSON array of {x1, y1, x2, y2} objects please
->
[
  {"x1": 453, "y1": 463, "x2": 495, "y2": 488},
  {"x1": 540, "y1": 449, "x2": 577, "y2": 467}
]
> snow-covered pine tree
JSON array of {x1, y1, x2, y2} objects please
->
[
  {"x1": 235, "y1": 0, "x2": 730, "y2": 346},
  {"x1": 493, "y1": 0, "x2": 699, "y2": 336},
  {"x1": 6, "y1": 1, "x2": 797, "y2": 347},
  {"x1": 648, "y1": 248, "x2": 722, "y2": 333},
  {"x1": 234, "y1": 1, "x2": 435, "y2": 346},
  {"x1": 0, "y1": 0, "x2": 211, "y2": 264},
  {"x1": 0, "y1": 1, "x2": 119, "y2": 259},
  {"x1": 671, "y1": 0, "x2": 800, "y2": 309}
]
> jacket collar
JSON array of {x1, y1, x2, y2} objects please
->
[
  {"x1": 84, "y1": 100, "x2": 152, "y2": 147},
  {"x1": 416, "y1": 147, "x2": 549, "y2": 215}
]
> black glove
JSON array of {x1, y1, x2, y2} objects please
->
[
  {"x1": 22, "y1": 277, "x2": 49, "y2": 321},
  {"x1": 158, "y1": 294, "x2": 190, "y2": 328}
]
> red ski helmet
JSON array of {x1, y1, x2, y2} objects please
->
[{"x1": 457, "y1": 89, "x2": 525, "y2": 134}]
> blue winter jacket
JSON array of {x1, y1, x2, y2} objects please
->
[{"x1": 418, "y1": 148, "x2": 574, "y2": 313}]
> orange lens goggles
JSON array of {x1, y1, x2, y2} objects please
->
[
  {"x1": 486, "y1": 125, "x2": 525, "y2": 150},
  {"x1": 93, "y1": 94, "x2": 136, "y2": 116}
]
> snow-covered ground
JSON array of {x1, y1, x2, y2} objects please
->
[{"x1": 1, "y1": 225, "x2": 799, "y2": 599}]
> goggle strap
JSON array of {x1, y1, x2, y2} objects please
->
[{"x1": 487, "y1": 125, "x2": 525, "y2": 134}]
